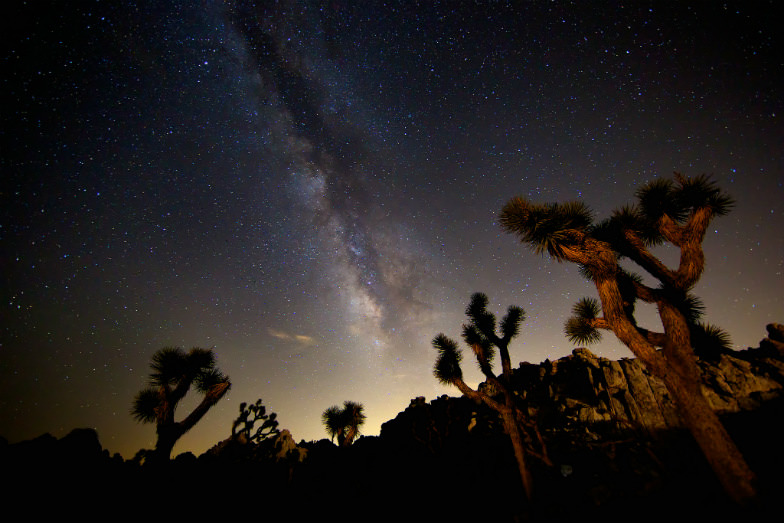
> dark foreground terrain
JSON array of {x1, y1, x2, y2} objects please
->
[{"x1": 2, "y1": 396, "x2": 783, "y2": 522}]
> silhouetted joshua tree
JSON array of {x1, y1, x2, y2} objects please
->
[
  {"x1": 433, "y1": 292, "x2": 550, "y2": 501},
  {"x1": 322, "y1": 401, "x2": 366, "y2": 446},
  {"x1": 322, "y1": 405, "x2": 344, "y2": 444},
  {"x1": 499, "y1": 172, "x2": 756, "y2": 504},
  {"x1": 231, "y1": 398, "x2": 280, "y2": 443},
  {"x1": 131, "y1": 347, "x2": 231, "y2": 463}
]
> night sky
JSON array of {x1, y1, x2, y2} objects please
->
[{"x1": 2, "y1": 0, "x2": 781, "y2": 459}]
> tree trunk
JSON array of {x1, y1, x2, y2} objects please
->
[
  {"x1": 662, "y1": 364, "x2": 757, "y2": 504},
  {"x1": 502, "y1": 410, "x2": 533, "y2": 501},
  {"x1": 344, "y1": 426, "x2": 357, "y2": 447},
  {"x1": 153, "y1": 423, "x2": 184, "y2": 463},
  {"x1": 658, "y1": 305, "x2": 758, "y2": 504}
]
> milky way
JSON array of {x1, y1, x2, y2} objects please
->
[{"x1": 2, "y1": 0, "x2": 781, "y2": 458}]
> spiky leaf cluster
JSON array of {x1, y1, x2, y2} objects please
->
[
  {"x1": 637, "y1": 177, "x2": 683, "y2": 222},
  {"x1": 574, "y1": 297, "x2": 601, "y2": 320},
  {"x1": 463, "y1": 324, "x2": 495, "y2": 367},
  {"x1": 463, "y1": 293, "x2": 502, "y2": 371},
  {"x1": 565, "y1": 298, "x2": 603, "y2": 345},
  {"x1": 690, "y1": 322, "x2": 732, "y2": 360},
  {"x1": 637, "y1": 173, "x2": 733, "y2": 224},
  {"x1": 500, "y1": 306, "x2": 526, "y2": 342},
  {"x1": 195, "y1": 369, "x2": 231, "y2": 393},
  {"x1": 150, "y1": 347, "x2": 190, "y2": 386},
  {"x1": 432, "y1": 333, "x2": 463, "y2": 384},
  {"x1": 592, "y1": 204, "x2": 663, "y2": 252},
  {"x1": 342, "y1": 401, "x2": 366, "y2": 428},
  {"x1": 465, "y1": 293, "x2": 496, "y2": 336},
  {"x1": 131, "y1": 388, "x2": 160, "y2": 423},
  {"x1": 185, "y1": 348, "x2": 216, "y2": 374},
  {"x1": 321, "y1": 405, "x2": 344, "y2": 441},
  {"x1": 674, "y1": 173, "x2": 734, "y2": 217},
  {"x1": 499, "y1": 198, "x2": 593, "y2": 257}
]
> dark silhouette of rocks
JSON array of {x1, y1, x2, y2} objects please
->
[{"x1": 3, "y1": 324, "x2": 784, "y2": 521}]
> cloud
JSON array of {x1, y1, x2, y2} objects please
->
[{"x1": 269, "y1": 328, "x2": 315, "y2": 345}]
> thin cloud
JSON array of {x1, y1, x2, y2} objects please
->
[{"x1": 269, "y1": 328, "x2": 315, "y2": 345}]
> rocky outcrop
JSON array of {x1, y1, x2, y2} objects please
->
[
  {"x1": 532, "y1": 343, "x2": 784, "y2": 434},
  {"x1": 760, "y1": 322, "x2": 784, "y2": 355},
  {"x1": 534, "y1": 324, "x2": 784, "y2": 433},
  {"x1": 272, "y1": 429, "x2": 308, "y2": 463},
  {"x1": 385, "y1": 324, "x2": 784, "y2": 443}
]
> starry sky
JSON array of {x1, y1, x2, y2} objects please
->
[{"x1": 2, "y1": 0, "x2": 782, "y2": 459}]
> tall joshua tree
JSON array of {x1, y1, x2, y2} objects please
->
[
  {"x1": 499, "y1": 173, "x2": 756, "y2": 504},
  {"x1": 433, "y1": 293, "x2": 549, "y2": 501},
  {"x1": 132, "y1": 347, "x2": 231, "y2": 462},
  {"x1": 322, "y1": 401, "x2": 366, "y2": 446}
]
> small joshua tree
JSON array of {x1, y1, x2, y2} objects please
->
[
  {"x1": 232, "y1": 398, "x2": 280, "y2": 443},
  {"x1": 322, "y1": 401, "x2": 366, "y2": 446},
  {"x1": 131, "y1": 347, "x2": 231, "y2": 463},
  {"x1": 433, "y1": 292, "x2": 550, "y2": 501},
  {"x1": 499, "y1": 173, "x2": 756, "y2": 503}
]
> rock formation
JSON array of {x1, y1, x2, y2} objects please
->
[{"x1": 384, "y1": 323, "x2": 784, "y2": 444}]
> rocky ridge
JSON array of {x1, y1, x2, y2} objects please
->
[{"x1": 382, "y1": 323, "x2": 784, "y2": 448}]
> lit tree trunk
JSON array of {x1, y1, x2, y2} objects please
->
[
  {"x1": 344, "y1": 426, "x2": 358, "y2": 447},
  {"x1": 662, "y1": 370, "x2": 756, "y2": 503},
  {"x1": 658, "y1": 305, "x2": 757, "y2": 504},
  {"x1": 594, "y1": 279, "x2": 758, "y2": 504}
]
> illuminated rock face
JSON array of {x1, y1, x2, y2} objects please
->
[
  {"x1": 528, "y1": 342, "x2": 784, "y2": 435},
  {"x1": 385, "y1": 324, "x2": 784, "y2": 442}
]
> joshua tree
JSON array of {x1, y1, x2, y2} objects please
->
[
  {"x1": 341, "y1": 400, "x2": 366, "y2": 446},
  {"x1": 231, "y1": 398, "x2": 280, "y2": 443},
  {"x1": 131, "y1": 347, "x2": 231, "y2": 463},
  {"x1": 433, "y1": 292, "x2": 550, "y2": 501},
  {"x1": 321, "y1": 401, "x2": 366, "y2": 446},
  {"x1": 322, "y1": 405, "x2": 344, "y2": 444},
  {"x1": 499, "y1": 173, "x2": 756, "y2": 504}
]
